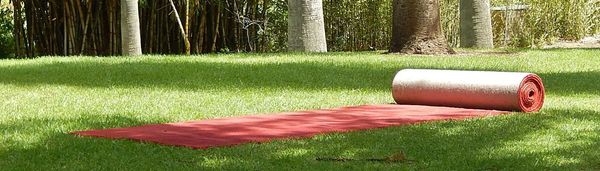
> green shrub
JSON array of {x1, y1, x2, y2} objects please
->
[
  {"x1": 0, "y1": 5, "x2": 14, "y2": 58},
  {"x1": 441, "y1": 0, "x2": 600, "y2": 48}
]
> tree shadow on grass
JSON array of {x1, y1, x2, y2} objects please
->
[
  {"x1": 2, "y1": 108, "x2": 598, "y2": 170},
  {"x1": 0, "y1": 59, "x2": 598, "y2": 95},
  {"x1": 0, "y1": 60, "x2": 397, "y2": 91},
  {"x1": 0, "y1": 114, "x2": 168, "y2": 170},
  {"x1": 538, "y1": 71, "x2": 600, "y2": 96}
]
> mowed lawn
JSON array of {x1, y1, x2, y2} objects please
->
[{"x1": 0, "y1": 49, "x2": 599, "y2": 170}]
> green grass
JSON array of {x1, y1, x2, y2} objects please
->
[{"x1": 1, "y1": 49, "x2": 599, "y2": 170}]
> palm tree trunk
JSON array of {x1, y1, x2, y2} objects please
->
[
  {"x1": 389, "y1": 0, "x2": 454, "y2": 54},
  {"x1": 287, "y1": 0, "x2": 327, "y2": 52},
  {"x1": 120, "y1": 0, "x2": 142, "y2": 55},
  {"x1": 460, "y1": 0, "x2": 493, "y2": 48}
]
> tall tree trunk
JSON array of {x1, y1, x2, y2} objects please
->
[
  {"x1": 460, "y1": 0, "x2": 493, "y2": 48},
  {"x1": 389, "y1": 0, "x2": 453, "y2": 54},
  {"x1": 287, "y1": 0, "x2": 327, "y2": 52},
  {"x1": 120, "y1": 0, "x2": 142, "y2": 55}
]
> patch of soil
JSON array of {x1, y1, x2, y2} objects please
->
[
  {"x1": 454, "y1": 50, "x2": 520, "y2": 56},
  {"x1": 385, "y1": 49, "x2": 520, "y2": 56},
  {"x1": 543, "y1": 35, "x2": 600, "y2": 49}
]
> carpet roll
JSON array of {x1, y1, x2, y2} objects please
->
[{"x1": 392, "y1": 69, "x2": 545, "y2": 112}]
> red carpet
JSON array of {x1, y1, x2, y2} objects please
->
[{"x1": 72, "y1": 105, "x2": 508, "y2": 149}]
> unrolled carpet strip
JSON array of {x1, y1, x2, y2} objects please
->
[
  {"x1": 72, "y1": 105, "x2": 508, "y2": 149},
  {"x1": 72, "y1": 69, "x2": 545, "y2": 149}
]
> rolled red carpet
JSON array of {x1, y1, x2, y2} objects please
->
[{"x1": 392, "y1": 69, "x2": 545, "y2": 112}]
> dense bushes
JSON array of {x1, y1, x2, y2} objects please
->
[
  {"x1": 0, "y1": 5, "x2": 14, "y2": 58},
  {"x1": 4, "y1": 0, "x2": 600, "y2": 57},
  {"x1": 440, "y1": 0, "x2": 599, "y2": 48},
  {"x1": 490, "y1": 0, "x2": 600, "y2": 47}
]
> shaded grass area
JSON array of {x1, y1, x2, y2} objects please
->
[{"x1": 0, "y1": 49, "x2": 599, "y2": 170}]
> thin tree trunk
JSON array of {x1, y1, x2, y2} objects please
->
[
  {"x1": 261, "y1": 0, "x2": 270, "y2": 52},
  {"x1": 197, "y1": 5, "x2": 207, "y2": 52},
  {"x1": 169, "y1": 0, "x2": 191, "y2": 55},
  {"x1": 108, "y1": 0, "x2": 114, "y2": 55},
  {"x1": 287, "y1": 0, "x2": 327, "y2": 52},
  {"x1": 148, "y1": 1, "x2": 156, "y2": 53},
  {"x1": 80, "y1": 0, "x2": 93, "y2": 54},
  {"x1": 210, "y1": 4, "x2": 221, "y2": 52},
  {"x1": 389, "y1": 0, "x2": 454, "y2": 54},
  {"x1": 12, "y1": 0, "x2": 22, "y2": 57},
  {"x1": 460, "y1": 0, "x2": 494, "y2": 48},
  {"x1": 66, "y1": 1, "x2": 75, "y2": 54},
  {"x1": 185, "y1": 0, "x2": 190, "y2": 47},
  {"x1": 63, "y1": 1, "x2": 68, "y2": 55},
  {"x1": 24, "y1": 0, "x2": 34, "y2": 56}
]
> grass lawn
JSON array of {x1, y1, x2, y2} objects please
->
[{"x1": 0, "y1": 49, "x2": 599, "y2": 170}]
